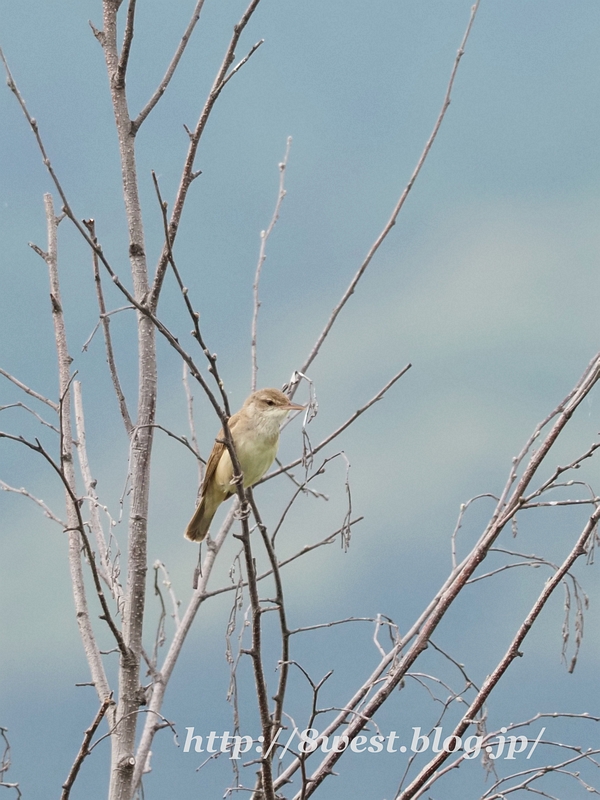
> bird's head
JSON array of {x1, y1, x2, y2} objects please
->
[{"x1": 244, "y1": 388, "x2": 305, "y2": 427}]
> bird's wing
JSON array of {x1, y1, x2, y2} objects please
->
[
  {"x1": 200, "y1": 412, "x2": 242, "y2": 497},
  {"x1": 201, "y1": 428, "x2": 226, "y2": 498}
]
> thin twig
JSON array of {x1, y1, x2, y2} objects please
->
[
  {"x1": 289, "y1": 616, "x2": 392, "y2": 637},
  {"x1": 0, "y1": 367, "x2": 58, "y2": 411},
  {"x1": 221, "y1": 39, "x2": 264, "y2": 89},
  {"x1": 0, "y1": 430, "x2": 129, "y2": 657},
  {"x1": 183, "y1": 362, "x2": 203, "y2": 486},
  {"x1": 61, "y1": 695, "x2": 114, "y2": 800},
  {"x1": 139, "y1": 422, "x2": 205, "y2": 463},
  {"x1": 478, "y1": 748, "x2": 600, "y2": 800},
  {"x1": 0, "y1": 402, "x2": 59, "y2": 433},
  {"x1": 275, "y1": 458, "x2": 328, "y2": 499},
  {"x1": 116, "y1": 0, "x2": 137, "y2": 86},
  {"x1": 201, "y1": 517, "x2": 363, "y2": 600},
  {"x1": 225, "y1": 554, "x2": 245, "y2": 744},
  {"x1": 155, "y1": 560, "x2": 181, "y2": 629},
  {"x1": 261, "y1": 364, "x2": 411, "y2": 484},
  {"x1": 73, "y1": 381, "x2": 123, "y2": 601},
  {"x1": 0, "y1": 727, "x2": 21, "y2": 799},
  {"x1": 151, "y1": 171, "x2": 233, "y2": 417},
  {"x1": 87, "y1": 708, "x2": 178, "y2": 756},
  {"x1": 82, "y1": 219, "x2": 133, "y2": 434},
  {"x1": 251, "y1": 136, "x2": 292, "y2": 391},
  {"x1": 466, "y1": 559, "x2": 550, "y2": 584},
  {"x1": 291, "y1": 1, "x2": 481, "y2": 387},
  {"x1": 524, "y1": 441, "x2": 600, "y2": 503},
  {"x1": 81, "y1": 305, "x2": 133, "y2": 353},
  {"x1": 247, "y1": 490, "x2": 289, "y2": 744},
  {"x1": 451, "y1": 493, "x2": 499, "y2": 569},
  {"x1": 0, "y1": 48, "x2": 97, "y2": 264},
  {"x1": 493, "y1": 350, "x2": 600, "y2": 522},
  {"x1": 133, "y1": 0, "x2": 208, "y2": 130},
  {"x1": 149, "y1": 0, "x2": 264, "y2": 308},
  {"x1": 270, "y1": 452, "x2": 347, "y2": 547},
  {"x1": 0, "y1": 479, "x2": 66, "y2": 527}
]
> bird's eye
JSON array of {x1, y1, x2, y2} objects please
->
[{"x1": 266, "y1": 399, "x2": 275, "y2": 406}]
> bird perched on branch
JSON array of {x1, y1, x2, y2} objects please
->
[{"x1": 185, "y1": 388, "x2": 304, "y2": 542}]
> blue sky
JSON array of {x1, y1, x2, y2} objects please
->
[{"x1": 1, "y1": 1, "x2": 599, "y2": 798}]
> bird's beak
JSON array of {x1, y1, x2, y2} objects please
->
[{"x1": 284, "y1": 401, "x2": 306, "y2": 411}]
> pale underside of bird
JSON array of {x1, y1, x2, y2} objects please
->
[{"x1": 184, "y1": 388, "x2": 304, "y2": 542}]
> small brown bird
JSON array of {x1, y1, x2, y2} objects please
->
[{"x1": 185, "y1": 388, "x2": 304, "y2": 542}]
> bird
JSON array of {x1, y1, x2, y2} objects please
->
[{"x1": 185, "y1": 388, "x2": 304, "y2": 542}]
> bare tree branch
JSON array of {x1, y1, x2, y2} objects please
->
[
  {"x1": 148, "y1": 0, "x2": 264, "y2": 308},
  {"x1": 146, "y1": 423, "x2": 205, "y2": 462},
  {"x1": 397, "y1": 510, "x2": 600, "y2": 798},
  {"x1": 201, "y1": 516, "x2": 363, "y2": 600},
  {"x1": 292, "y1": 0, "x2": 482, "y2": 385},
  {"x1": 73, "y1": 381, "x2": 123, "y2": 601},
  {"x1": 221, "y1": 39, "x2": 264, "y2": 89},
  {"x1": 0, "y1": 48, "x2": 235, "y2": 441},
  {"x1": 133, "y1": 0, "x2": 208, "y2": 130},
  {"x1": 81, "y1": 305, "x2": 133, "y2": 353},
  {"x1": 61, "y1": 695, "x2": 114, "y2": 800},
  {"x1": 246, "y1": 490, "x2": 289, "y2": 744},
  {"x1": 83, "y1": 219, "x2": 134, "y2": 435},
  {"x1": 234, "y1": 505, "x2": 277, "y2": 800},
  {"x1": 451, "y1": 493, "x2": 499, "y2": 569},
  {"x1": 0, "y1": 479, "x2": 66, "y2": 527},
  {"x1": 270, "y1": 349, "x2": 600, "y2": 796},
  {"x1": 183, "y1": 362, "x2": 204, "y2": 487},
  {"x1": 132, "y1": 505, "x2": 237, "y2": 790},
  {"x1": 0, "y1": 366, "x2": 58, "y2": 411},
  {"x1": 0, "y1": 429, "x2": 128, "y2": 658},
  {"x1": 251, "y1": 136, "x2": 292, "y2": 391},
  {"x1": 478, "y1": 747, "x2": 600, "y2": 800},
  {"x1": 150, "y1": 170, "x2": 234, "y2": 418},
  {"x1": 26, "y1": 196, "x2": 116, "y2": 718},
  {"x1": 116, "y1": 0, "x2": 136, "y2": 86},
  {"x1": 263, "y1": 364, "x2": 411, "y2": 483},
  {"x1": 0, "y1": 402, "x2": 59, "y2": 433},
  {"x1": 0, "y1": 727, "x2": 21, "y2": 799}
]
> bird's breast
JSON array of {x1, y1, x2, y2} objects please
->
[{"x1": 236, "y1": 431, "x2": 279, "y2": 488}]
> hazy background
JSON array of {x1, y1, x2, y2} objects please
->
[{"x1": 1, "y1": 1, "x2": 599, "y2": 797}]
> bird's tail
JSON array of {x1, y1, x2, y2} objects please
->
[{"x1": 184, "y1": 493, "x2": 220, "y2": 542}]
